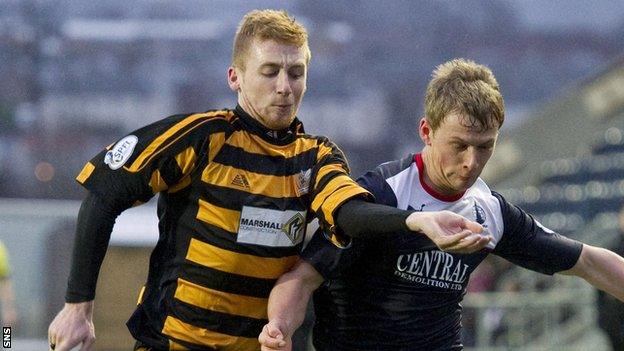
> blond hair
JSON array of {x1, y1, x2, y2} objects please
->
[
  {"x1": 425, "y1": 58, "x2": 504, "y2": 131},
  {"x1": 232, "y1": 9, "x2": 311, "y2": 70}
]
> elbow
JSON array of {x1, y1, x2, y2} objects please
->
[{"x1": 278, "y1": 260, "x2": 324, "y2": 293}]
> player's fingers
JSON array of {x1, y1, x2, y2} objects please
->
[
  {"x1": 267, "y1": 323, "x2": 283, "y2": 339},
  {"x1": 54, "y1": 339, "x2": 73, "y2": 351},
  {"x1": 448, "y1": 235, "x2": 492, "y2": 254},
  {"x1": 460, "y1": 219, "x2": 483, "y2": 234},
  {"x1": 437, "y1": 230, "x2": 472, "y2": 249},
  {"x1": 48, "y1": 327, "x2": 58, "y2": 351},
  {"x1": 442, "y1": 234, "x2": 482, "y2": 253},
  {"x1": 80, "y1": 335, "x2": 96, "y2": 351},
  {"x1": 259, "y1": 325, "x2": 285, "y2": 348}
]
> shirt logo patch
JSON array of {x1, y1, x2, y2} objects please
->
[
  {"x1": 282, "y1": 212, "x2": 305, "y2": 244},
  {"x1": 296, "y1": 168, "x2": 312, "y2": 196},
  {"x1": 474, "y1": 202, "x2": 487, "y2": 226},
  {"x1": 231, "y1": 173, "x2": 250, "y2": 189},
  {"x1": 408, "y1": 204, "x2": 426, "y2": 212},
  {"x1": 104, "y1": 135, "x2": 138, "y2": 170},
  {"x1": 237, "y1": 206, "x2": 307, "y2": 247}
]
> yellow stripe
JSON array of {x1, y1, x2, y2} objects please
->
[
  {"x1": 312, "y1": 174, "x2": 370, "y2": 226},
  {"x1": 315, "y1": 140, "x2": 336, "y2": 161},
  {"x1": 196, "y1": 199, "x2": 240, "y2": 233},
  {"x1": 175, "y1": 146, "x2": 197, "y2": 174},
  {"x1": 227, "y1": 130, "x2": 318, "y2": 157},
  {"x1": 311, "y1": 173, "x2": 353, "y2": 211},
  {"x1": 126, "y1": 112, "x2": 227, "y2": 172},
  {"x1": 174, "y1": 278, "x2": 268, "y2": 319},
  {"x1": 209, "y1": 132, "x2": 226, "y2": 163},
  {"x1": 320, "y1": 184, "x2": 370, "y2": 226},
  {"x1": 76, "y1": 162, "x2": 95, "y2": 184},
  {"x1": 162, "y1": 316, "x2": 259, "y2": 351},
  {"x1": 186, "y1": 238, "x2": 298, "y2": 280},
  {"x1": 169, "y1": 340, "x2": 189, "y2": 350},
  {"x1": 136, "y1": 286, "x2": 146, "y2": 305},
  {"x1": 149, "y1": 169, "x2": 168, "y2": 193},
  {"x1": 313, "y1": 163, "x2": 346, "y2": 189},
  {"x1": 201, "y1": 164, "x2": 302, "y2": 198}
]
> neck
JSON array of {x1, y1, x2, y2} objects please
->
[{"x1": 237, "y1": 95, "x2": 266, "y2": 128}]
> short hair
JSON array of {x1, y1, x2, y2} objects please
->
[
  {"x1": 232, "y1": 9, "x2": 311, "y2": 70},
  {"x1": 425, "y1": 58, "x2": 505, "y2": 132}
]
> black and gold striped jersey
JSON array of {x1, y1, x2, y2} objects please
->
[{"x1": 76, "y1": 105, "x2": 370, "y2": 350}]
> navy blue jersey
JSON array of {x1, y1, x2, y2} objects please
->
[{"x1": 302, "y1": 154, "x2": 583, "y2": 350}]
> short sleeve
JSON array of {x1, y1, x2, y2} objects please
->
[
  {"x1": 301, "y1": 228, "x2": 365, "y2": 279},
  {"x1": 309, "y1": 138, "x2": 371, "y2": 243},
  {"x1": 492, "y1": 191, "x2": 583, "y2": 275},
  {"x1": 356, "y1": 168, "x2": 398, "y2": 207},
  {"x1": 75, "y1": 113, "x2": 217, "y2": 204}
]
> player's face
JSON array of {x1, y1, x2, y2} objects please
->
[
  {"x1": 228, "y1": 39, "x2": 307, "y2": 130},
  {"x1": 420, "y1": 112, "x2": 499, "y2": 195}
]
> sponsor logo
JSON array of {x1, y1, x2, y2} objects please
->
[
  {"x1": 408, "y1": 204, "x2": 426, "y2": 212},
  {"x1": 395, "y1": 251, "x2": 469, "y2": 291},
  {"x1": 474, "y1": 202, "x2": 487, "y2": 227},
  {"x1": 231, "y1": 173, "x2": 250, "y2": 189},
  {"x1": 104, "y1": 135, "x2": 138, "y2": 170},
  {"x1": 237, "y1": 206, "x2": 307, "y2": 247},
  {"x1": 282, "y1": 212, "x2": 305, "y2": 244}
]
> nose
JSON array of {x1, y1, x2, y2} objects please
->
[
  {"x1": 276, "y1": 71, "x2": 292, "y2": 96},
  {"x1": 463, "y1": 148, "x2": 479, "y2": 171}
]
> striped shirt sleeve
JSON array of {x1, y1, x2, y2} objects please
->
[
  {"x1": 309, "y1": 138, "x2": 371, "y2": 245},
  {"x1": 75, "y1": 112, "x2": 226, "y2": 203}
]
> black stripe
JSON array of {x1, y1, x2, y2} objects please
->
[
  {"x1": 172, "y1": 298, "x2": 267, "y2": 338},
  {"x1": 191, "y1": 224, "x2": 303, "y2": 258},
  {"x1": 180, "y1": 262, "x2": 275, "y2": 298},
  {"x1": 213, "y1": 143, "x2": 318, "y2": 176},
  {"x1": 159, "y1": 156, "x2": 184, "y2": 186},
  {"x1": 198, "y1": 182, "x2": 309, "y2": 212}
]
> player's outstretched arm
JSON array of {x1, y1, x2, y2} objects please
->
[
  {"x1": 561, "y1": 244, "x2": 624, "y2": 302},
  {"x1": 259, "y1": 260, "x2": 324, "y2": 351},
  {"x1": 406, "y1": 210, "x2": 491, "y2": 254},
  {"x1": 48, "y1": 301, "x2": 95, "y2": 351}
]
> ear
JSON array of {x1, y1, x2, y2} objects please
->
[
  {"x1": 419, "y1": 117, "x2": 433, "y2": 145},
  {"x1": 227, "y1": 67, "x2": 240, "y2": 92}
]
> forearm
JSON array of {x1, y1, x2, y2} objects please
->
[
  {"x1": 66, "y1": 192, "x2": 129, "y2": 302},
  {"x1": 267, "y1": 261, "x2": 323, "y2": 338},
  {"x1": 564, "y1": 245, "x2": 624, "y2": 302},
  {"x1": 335, "y1": 199, "x2": 412, "y2": 239}
]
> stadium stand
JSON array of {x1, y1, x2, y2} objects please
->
[{"x1": 462, "y1": 58, "x2": 624, "y2": 350}]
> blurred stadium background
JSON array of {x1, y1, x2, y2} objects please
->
[{"x1": 1, "y1": 0, "x2": 624, "y2": 350}]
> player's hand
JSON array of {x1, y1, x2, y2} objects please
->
[
  {"x1": 48, "y1": 301, "x2": 96, "y2": 351},
  {"x1": 406, "y1": 210, "x2": 491, "y2": 254},
  {"x1": 259, "y1": 319, "x2": 292, "y2": 351}
]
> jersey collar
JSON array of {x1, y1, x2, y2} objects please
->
[
  {"x1": 414, "y1": 153, "x2": 465, "y2": 202},
  {"x1": 235, "y1": 105, "x2": 304, "y2": 145}
]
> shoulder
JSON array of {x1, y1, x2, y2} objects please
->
[
  {"x1": 135, "y1": 109, "x2": 237, "y2": 143},
  {"x1": 374, "y1": 154, "x2": 416, "y2": 180},
  {"x1": 357, "y1": 154, "x2": 416, "y2": 206}
]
